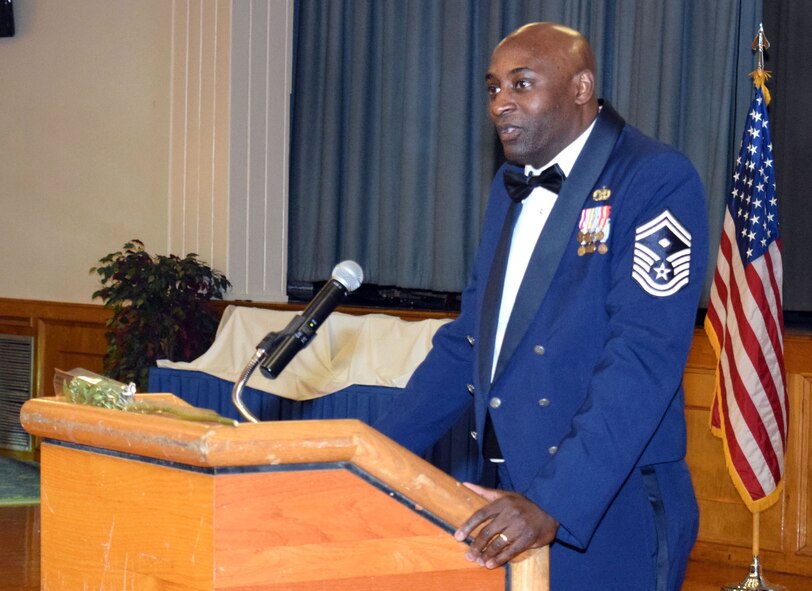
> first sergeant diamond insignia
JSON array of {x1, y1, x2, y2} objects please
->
[{"x1": 632, "y1": 210, "x2": 692, "y2": 297}]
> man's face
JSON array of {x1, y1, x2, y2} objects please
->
[{"x1": 485, "y1": 37, "x2": 579, "y2": 168}]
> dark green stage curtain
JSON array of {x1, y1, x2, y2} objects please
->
[{"x1": 288, "y1": 0, "x2": 762, "y2": 299}]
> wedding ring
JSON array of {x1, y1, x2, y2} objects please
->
[{"x1": 497, "y1": 533, "x2": 509, "y2": 544}]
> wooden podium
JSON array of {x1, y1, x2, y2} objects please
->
[{"x1": 20, "y1": 395, "x2": 549, "y2": 590}]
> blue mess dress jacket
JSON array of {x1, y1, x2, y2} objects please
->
[{"x1": 374, "y1": 102, "x2": 709, "y2": 590}]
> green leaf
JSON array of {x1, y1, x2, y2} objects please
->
[{"x1": 90, "y1": 239, "x2": 230, "y2": 391}]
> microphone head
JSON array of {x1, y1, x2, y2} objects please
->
[{"x1": 331, "y1": 260, "x2": 364, "y2": 292}]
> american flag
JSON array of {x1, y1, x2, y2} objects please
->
[{"x1": 704, "y1": 78, "x2": 788, "y2": 512}]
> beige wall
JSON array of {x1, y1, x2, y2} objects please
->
[
  {"x1": 0, "y1": 1, "x2": 173, "y2": 304},
  {"x1": 0, "y1": 0, "x2": 293, "y2": 305}
]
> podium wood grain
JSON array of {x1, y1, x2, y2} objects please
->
[{"x1": 22, "y1": 396, "x2": 548, "y2": 590}]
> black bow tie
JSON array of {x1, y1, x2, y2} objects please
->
[{"x1": 503, "y1": 164, "x2": 566, "y2": 202}]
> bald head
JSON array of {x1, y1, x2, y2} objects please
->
[
  {"x1": 499, "y1": 23, "x2": 597, "y2": 79},
  {"x1": 486, "y1": 23, "x2": 599, "y2": 167}
]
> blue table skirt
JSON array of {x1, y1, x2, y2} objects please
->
[{"x1": 148, "y1": 367, "x2": 478, "y2": 482}]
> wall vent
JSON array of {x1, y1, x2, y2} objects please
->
[{"x1": 0, "y1": 334, "x2": 34, "y2": 451}]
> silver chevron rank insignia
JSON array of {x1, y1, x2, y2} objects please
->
[{"x1": 632, "y1": 210, "x2": 692, "y2": 297}]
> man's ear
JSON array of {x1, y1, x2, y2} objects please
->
[{"x1": 573, "y1": 69, "x2": 595, "y2": 105}]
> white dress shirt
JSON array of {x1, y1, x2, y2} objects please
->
[{"x1": 491, "y1": 120, "x2": 597, "y2": 380}]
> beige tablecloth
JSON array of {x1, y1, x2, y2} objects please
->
[{"x1": 157, "y1": 305, "x2": 451, "y2": 401}]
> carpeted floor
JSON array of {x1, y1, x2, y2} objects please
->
[{"x1": 0, "y1": 457, "x2": 40, "y2": 506}]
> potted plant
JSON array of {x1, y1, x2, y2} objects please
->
[{"x1": 91, "y1": 239, "x2": 231, "y2": 391}]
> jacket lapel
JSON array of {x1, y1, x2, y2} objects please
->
[
  {"x1": 477, "y1": 170, "x2": 521, "y2": 394},
  {"x1": 492, "y1": 102, "x2": 626, "y2": 381}
]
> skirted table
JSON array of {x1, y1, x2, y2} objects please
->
[{"x1": 148, "y1": 306, "x2": 479, "y2": 482}]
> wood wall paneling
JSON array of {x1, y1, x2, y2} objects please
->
[
  {"x1": 36, "y1": 319, "x2": 107, "y2": 396},
  {"x1": 686, "y1": 331, "x2": 812, "y2": 577},
  {"x1": 796, "y1": 373, "x2": 812, "y2": 558},
  {"x1": 684, "y1": 366, "x2": 786, "y2": 554},
  {"x1": 0, "y1": 299, "x2": 109, "y2": 400},
  {"x1": 0, "y1": 314, "x2": 34, "y2": 337}
]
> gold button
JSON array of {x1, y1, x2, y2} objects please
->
[
  {"x1": 489, "y1": 397, "x2": 502, "y2": 409},
  {"x1": 467, "y1": 383, "x2": 476, "y2": 395},
  {"x1": 534, "y1": 345, "x2": 545, "y2": 355},
  {"x1": 538, "y1": 398, "x2": 550, "y2": 407},
  {"x1": 470, "y1": 431, "x2": 478, "y2": 440},
  {"x1": 467, "y1": 335, "x2": 476, "y2": 346},
  {"x1": 548, "y1": 446, "x2": 558, "y2": 455}
]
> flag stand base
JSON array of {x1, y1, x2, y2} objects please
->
[{"x1": 721, "y1": 556, "x2": 784, "y2": 591}]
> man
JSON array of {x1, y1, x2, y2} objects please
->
[{"x1": 374, "y1": 22, "x2": 708, "y2": 590}]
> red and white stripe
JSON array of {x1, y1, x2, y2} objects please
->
[{"x1": 705, "y1": 210, "x2": 787, "y2": 511}]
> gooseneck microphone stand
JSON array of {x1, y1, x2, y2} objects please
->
[{"x1": 231, "y1": 330, "x2": 289, "y2": 423}]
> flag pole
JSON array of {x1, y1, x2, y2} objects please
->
[
  {"x1": 714, "y1": 23, "x2": 786, "y2": 591},
  {"x1": 753, "y1": 512, "x2": 759, "y2": 560},
  {"x1": 720, "y1": 512, "x2": 779, "y2": 591}
]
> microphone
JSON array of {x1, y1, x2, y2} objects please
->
[{"x1": 258, "y1": 260, "x2": 364, "y2": 379}]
